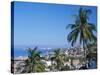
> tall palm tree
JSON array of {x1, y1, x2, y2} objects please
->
[
  {"x1": 22, "y1": 47, "x2": 46, "y2": 73},
  {"x1": 66, "y1": 7, "x2": 97, "y2": 62},
  {"x1": 51, "y1": 48, "x2": 65, "y2": 71}
]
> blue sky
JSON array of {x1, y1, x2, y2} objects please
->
[{"x1": 13, "y1": 1, "x2": 97, "y2": 48}]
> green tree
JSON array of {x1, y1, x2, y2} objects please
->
[
  {"x1": 52, "y1": 48, "x2": 65, "y2": 71},
  {"x1": 22, "y1": 47, "x2": 46, "y2": 73},
  {"x1": 66, "y1": 7, "x2": 97, "y2": 62}
]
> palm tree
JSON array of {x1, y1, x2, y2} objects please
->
[
  {"x1": 66, "y1": 7, "x2": 97, "y2": 62},
  {"x1": 22, "y1": 47, "x2": 46, "y2": 73},
  {"x1": 51, "y1": 48, "x2": 65, "y2": 71}
]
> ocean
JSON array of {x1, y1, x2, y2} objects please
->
[{"x1": 12, "y1": 48, "x2": 53, "y2": 57}]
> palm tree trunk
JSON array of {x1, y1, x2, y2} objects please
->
[{"x1": 83, "y1": 41, "x2": 86, "y2": 64}]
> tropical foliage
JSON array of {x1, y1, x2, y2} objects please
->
[
  {"x1": 22, "y1": 47, "x2": 46, "y2": 73},
  {"x1": 66, "y1": 7, "x2": 97, "y2": 59},
  {"x1": 14, "y1": 7, "x2": 97, "y2": 74},
  {"x1": 50, "y1": 48, "x2": 66, "y2": 71}
]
